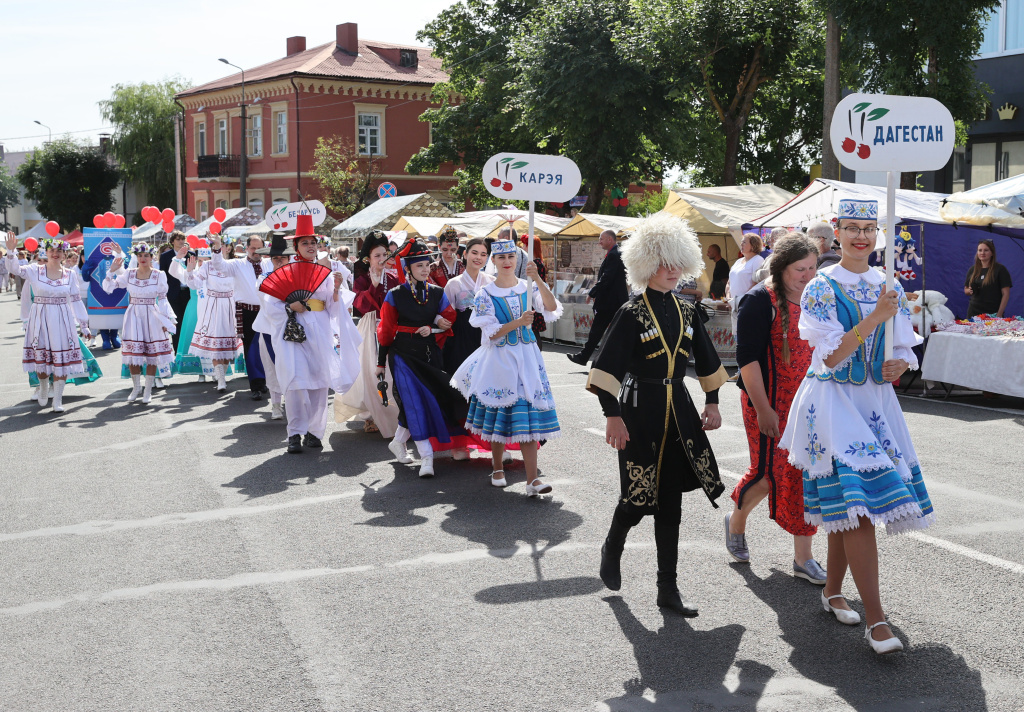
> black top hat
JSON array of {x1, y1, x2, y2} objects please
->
[{"x1": 256, "y1": 231, "x2": 296, "y2": 257}]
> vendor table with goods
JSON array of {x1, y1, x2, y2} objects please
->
[
  {"x1": 700, "y1": 298, "x2": 736, "y2": 366},
  {"x1": 921, "y1": 317, "x2": 1024, "y2": 398}
]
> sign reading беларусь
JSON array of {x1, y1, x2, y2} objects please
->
[
  {"x1": 483, "y1": 153, "x2": 582, "y2": 203},
  {"x1": 829, "y1": 94, "x2": 955, "y2": 173},
  {"x1": 266, "y1": 200, "x2": 328, "y2": 229}
]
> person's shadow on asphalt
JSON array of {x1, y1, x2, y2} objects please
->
[
  {"x1": 602, "y1": 595, "x2": 771, "y2": 711},
  {"x1": 735, "y1": 566, "x2": 989, "y2": 711}
]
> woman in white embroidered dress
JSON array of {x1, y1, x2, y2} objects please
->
[
  {"x1": 104, "y1": 243, "x2": 175, "y2": 404},
  {"x1": 779, "y1": 198, "x2": 933, "y2": 655},
  {"x1": 451, "y1": 239, "x2": 562, "y2": 495},
  {"x1": 182, "y1": 242, "x2": 242, "y2": 392},
  {"x1": 5, "y1": 235, "x2": 92, "y2": 412},
  {"x1": 443, "y1": 238, "x2": 495, "y2": 375}
]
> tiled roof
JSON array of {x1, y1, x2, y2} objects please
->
[{"x1": 178, "y1": 40, "x2": 447, "y2": 98}]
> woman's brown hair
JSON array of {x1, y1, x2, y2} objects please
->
[
  {"x1": 768, "y1": 233, "x2": 819, "y2": 364},
  {"x1": 968, "y1": 239, "x2": 998, "y2": 287},
  {"x1": 742, "y1": 232, "x2": 764, "y2": 256}
]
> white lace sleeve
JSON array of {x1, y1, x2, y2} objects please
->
[
  {"x1": 468, "y1": 288, "x2": 501, "y2": 341},
  {"x1": 892, "y1": 282, "x2": 923, "y2": 369},
  {"x1": 102, "y1": 266, "x2": 129, "y2": 294},
  {"x1": 530, "y1": 281, "x2": 563, "y2": 322},
  {"x1": 800, "y1": 276, "x2": 847, "y2": 375}
]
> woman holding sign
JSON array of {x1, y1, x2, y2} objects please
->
[
  {"x1": 779, "y1": 198, "x2": 933, "y2": 655},
  {"x1": 6, "y1": 234, "x2": 93, "y2": 413},
  {"x1": 103, "y1": 243, "x2": 175, "y2": 404}
]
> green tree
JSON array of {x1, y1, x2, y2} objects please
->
[
  {"x1": 16, "y1": 138, "x2": 121, "y2": 230},
  {"x1": 509, "y1": 0, "x2": 673, "y2": 210},
  {"x1": 0, "y1": 163, "x2": 20, "y2": 231},
  {"x1": 98, "y1": 78, "x2": 191, "y2": 211},
  {"x1": 310, "y1": 136, "x2": 383, "y2": 219},
  {"x1": 408, "y1": 0, "x2": 546, "y2": 208}
]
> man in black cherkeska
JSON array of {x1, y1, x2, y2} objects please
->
[{"x1": 586, "y1": 213, "x2": 729, "y2": 617}]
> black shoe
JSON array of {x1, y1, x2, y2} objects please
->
[
  {"x1": 303, "y1": 433, "x2": 323, "y2": 449},
  {"x1": 657, "y1": 586, "x2": 699, "y2": 617},
  {"x1": 287, "y1": 435, "x2": 303, "y2": 454},
  {"x1": 251, "y1": 390, "x2": 264, "y2": 401},
  {"x1": 260, "y1": 386, "x2": 270, "y2": 394},
  {"x1": 600, "y1": 541, "x2": 623, "y2": 591},
  {"x1": 566, "y1": 352, "x2": 589, "y2": 366}
]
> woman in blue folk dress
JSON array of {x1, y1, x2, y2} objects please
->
[
  {"x1": 452, "y1": 239, "x2": 563, "y2": 496},
  {"x1": 779, "y1": 198, "x2": 934, "y2": 655}
]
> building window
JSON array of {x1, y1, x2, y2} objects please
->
[
  {"x1": 952, "y1": 146, "x2": 966, "y2": 193},
  {"x1": 250, "y1": 115, "x2": 262, "y2": 157},
  {"x1": 217, "y1": 119, "x2": 228, "y2": 155},
  {"x1": 217, "y1": 199, "x2": 228, "y2": 210},
  {"x1": 197, "y1": 200, "x2": 208, "y2": 221},
  {"x1": 979, "y1": 0, "x2": 1024, "y2": 55},
  {"x1": 358, "y1": 113, "x2": 381, "y2": 155},
  {"x1": 275, "y1": 111, "x2": 287, "y2": 153},
  {"x1": 1002, "y1": 140, "x2": 1024, "y2": 180},
  {"x1": 197, "y1": 122, "x2": 207, "y2": 157}
]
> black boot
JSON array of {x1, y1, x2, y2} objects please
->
[
  {"x1": 566, "y1": 351, "x2": 589, "y2": 366},
  {"x1": 600, "y1": 508, "x2": 634, "y2": 591},
  {"x1": 657, "y1": 585, "x2": 699, "y2": 617},
  {"x1": 287, "y1": 434, "x2": 303, "y2": 454},
  {"x1": 303, "y1": 433, "x2": 323, "y2": 449}
]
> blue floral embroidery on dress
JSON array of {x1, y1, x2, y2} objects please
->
[
  {"x1": 481, "y1": 386, "x2": 516, "y2": 400},
  {"x1": 862, "y1": 411, "x2": 903, "y2": 465},
  {"x1": 803, "y1": 280, "x2": 836, "y2": 323},
  {"x1": 805, "y1": 405, "x2": 827, "y2": 465},
  {"x1": 896, "y1": 285, "x2": 912, "y2": 317},
  {"x1": 533, "y1": 379, "x2": 553, "y2": 403},
  {"x1": 848, "y1": 279, "x2": 880, "y2": 303}
]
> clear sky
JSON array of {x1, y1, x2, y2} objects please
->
[{"x1": 0, "y1": 0, "x2": 458, "y2": 154}]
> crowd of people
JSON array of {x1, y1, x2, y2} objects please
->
[{"x1": 3, "y1": 198, "x2": 939, "y2": 653}]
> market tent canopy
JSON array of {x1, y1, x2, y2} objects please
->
[
  {"x1": 750, "y1": 178, "x2": 948, "y2": 249},
  {"x1": 938, "y1": 173, "x2": 1024, "y2": 228},
  {"x1": 555, "y1": 213, "x2": 639, "y2": 240},
  {"x1": 133, "y1": 214, "x2": 198, "y2": 242},
  {"x1": 187, "y1": 208, "x2": 262, "y2": 237},
  {"x1": 332, "y1": 193, "x2": 454, "y2": 238},
  {"x1": 64, "y1": 230, "x2": 83, "y2": 247},
  {"x1": 485, "y1": 215, "x2": 571, "y2": 239},
  {"x1": 663, "y1": 184, "x2": 795, "y2": 235},
  {"x1": 389, "y1": 216, "x2": 467, "y2": 239},
  {"x1": 19, "y1": 221, "x2": 60, "y2": 240}
]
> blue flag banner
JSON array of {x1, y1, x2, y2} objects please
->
[{"x1": 83, "y1": 228, "x2": 133, "y2": 317}]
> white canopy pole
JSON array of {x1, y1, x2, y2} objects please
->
[
  {"x1": 884, "y1": 171, "x2": 896, "y2": 360},
  {"x1": 525, "y1": 200, "x2": 536, "y2": 301}
]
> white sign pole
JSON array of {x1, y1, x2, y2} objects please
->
[
  {"x1": 525, "y1": 200, "x2": 536, "y2": 300},
  {"x1": 885, "y1": 171, "x2": 897, "y2": 360}
]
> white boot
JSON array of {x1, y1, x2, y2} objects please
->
[
  {"x1": 154, "y1": 377, "x2": 165, "y2": 389},
  {"x1": 51, "y1": 380, "x2": 66, "y2": 413},
  {"x1": 270, "y1": 400, "x2": 284, "y2": 420},
  {"x1": 142, "y1": 375, "x2": 155, "y2": 404},
  {"x1": 415, "y1": 440, "x2": 434, "y2": 478},
  {"x1": 388, "y1": 425, "x2": 413, "y2": 464},
  {"x1": 215, "y1": 364, "x2": 227, "y2": 392},
  {"x1": 36, "y1": 378, "x2": 49, "y2": 407},
  {"x1": 127, "y1": 373, "x2": 142, "y2": 403}
]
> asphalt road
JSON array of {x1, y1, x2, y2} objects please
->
[{"x1": 1, "y1": 289, "x2": 1022, "y2": 712}]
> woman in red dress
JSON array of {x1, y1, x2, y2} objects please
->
[{"x1": 725, "y1": 233, "x2": 826, "y2": 583}]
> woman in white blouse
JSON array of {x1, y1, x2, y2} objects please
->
[{"x1": 727, "y1": 233, "x2": 766, "y2": 336}]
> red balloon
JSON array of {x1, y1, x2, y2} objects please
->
[
  {"x1": 24, "y1": 237, "x2": 39, "y2": 252},
  {"x1": 162, "y1": 220, "x2": 175, "y2": 234},
  {"x1": 102, "y1": 211, "x2": 115, "y2": 228},
  {"x1": 213, "y1": 207, "x2": 227, "y2": 223},
  {"x1": 209, "y1": 221, "x2": 222, "y2": 235},
  {"x1": 93, "y1": 214, "x2": 104, "y2": 228},
  {"x1": 196, "y1": 239, "x2": 209, "y2": 249},
  {"x1": 186, "y1": 234, "x2": 201, "y2": 249},
  {"x1": 114, "y1": 214, "x2": 126, "y2": 229},
  {"x1": 140, "y1": 206, "x2": 151, "y2": 221},
  {"x1": 162, "y1": 208, "x2": 175, "y2": 222},
  {"x1": 45, "y1": 221, "x2": 60, "y2": 237}
]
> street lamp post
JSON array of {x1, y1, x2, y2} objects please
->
[
  {"x1": 33, "y1": 120, "x2": 52, "y2": 144},
  {"x1": 219, "y1": 58, "x2": 247, "y2": 209}
]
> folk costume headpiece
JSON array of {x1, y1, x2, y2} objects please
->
[
  {"x1": 837, "y1": 198, "x2": 878, "y2": 221},
  {"x1": 131, "y1": 242, "x2": 156, "y2": 256},
  {"x1": 490, "y1": 239, "x2": 518, "y2": 256},
  {"x1": 292, "y1": 213, "x2": 316, "y2": 242},
  {"x1": 439, "y1": 227, "x2": 459, "y2": 245},
  {"x1": 358, "y1": 231, "x2": 390, "y2": 264},
  {"x1": 399, "y1": 240, "x2": 434, "y2": 267},
  {"x1": 621, "y1": 213, "x2": 702, "y2": 291},
  {"x1": 256, "y1": 231, "x2": 296, "y2": 257},
  {"x1": 41, "y1": 238, "x2": 71, "y2": 252}
]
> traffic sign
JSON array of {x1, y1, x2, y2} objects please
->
[{"x1": 377, "y1": 182, "x2": 398, "y2": 199}]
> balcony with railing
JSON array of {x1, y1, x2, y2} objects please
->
[{"x1": 197, "y1": 154, "x2": 240, "y2": 179}]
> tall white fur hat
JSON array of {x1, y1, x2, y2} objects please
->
[{"x1": 620, "y1": 213, "x2": 703, "y2": 291}]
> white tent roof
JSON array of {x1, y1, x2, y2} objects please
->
[
  {"x1": 186, "y1": 208, "x2": 262, "y2": 237},
  {"x1": 663, "y1": 184, "x2": 795, "y2": 234},
  {"x1": 555, "y1": 213, "x2": 639, "y2": 240},
  {"x1": 938, "y1": 174, "x2": 1024, "y2": 228}
]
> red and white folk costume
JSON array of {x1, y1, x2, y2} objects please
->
[
  {"x1": 103, "y1": 244, "x2": 176, "y2": 403},
  {"x1": 6, "y1": 243, "x2": 91, "y2": 411},
  {"x1": 182, "y1": 257, "x2": 242, "y2": 391}
]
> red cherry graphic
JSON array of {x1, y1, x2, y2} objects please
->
[
  {"x1": 502, "y1": 182, "x2": 513, "y2": 192},
  {"x1": 273, "y1": 223, "x2": 280, "y2": 229},
  {"x1": 841, "y1": 137, "x2": 856, "y2": 153},
  {"x1": 857, "y1": 143, "x2": 871, "y2": 159},
  {"x1": 282, "y1": 222, "x2": 289, "y2": 228},
  {"x1": 490, "y1": 178, "x2": 502, "y2": 187}
]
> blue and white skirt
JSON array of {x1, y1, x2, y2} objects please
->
[
  {"x1": 804, "y1": 458, "x2": 935, "y2": 534},
  {"x1": 465, "y1": 396, "x2": 560, "y2": 444}
]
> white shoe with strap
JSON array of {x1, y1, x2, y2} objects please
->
[
  {"x1": 490, "y1": 470, "x2": 507, "y2": 487},
  {"x1": 525, "y1": 478, "x2": 552, "y2": 497},
  {"x1": 821, "y1": 592, "x2": 861, "y2": 625},
  {"x1": 865, "y1": 621, "x2": 904, "y2": 654}
]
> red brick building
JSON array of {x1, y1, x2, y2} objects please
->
[{"x1": 175, "y1": 22, "x2": 456, "y2": 221}]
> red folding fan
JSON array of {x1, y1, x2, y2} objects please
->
[{"x1": 259, "y1": 261, "x2": 332, "y2": 304}]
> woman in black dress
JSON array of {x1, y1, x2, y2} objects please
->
[
  {"x1": 442, "y1": 238, "x2": 494, "y2": 373},
  {"x1": 964, "y1": 239, "x2": 1012, "y2": 318}
]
